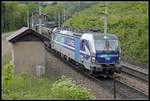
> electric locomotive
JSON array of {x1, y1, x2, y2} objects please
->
[{"x1": 51, "y1": 28, "x2": 122, "y2": 76}]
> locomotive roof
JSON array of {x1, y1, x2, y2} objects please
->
[
  {"x1": 53, "y1": 28, "x2": 118, "y2": 40},
  {"x1": 93, "y1": 33, "x2": 118, "y2": 40}
]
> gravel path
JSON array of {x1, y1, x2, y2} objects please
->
[{"x1": 45, "y1": 50, "x2": 114, "y2": 99}]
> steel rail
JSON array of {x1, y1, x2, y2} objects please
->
[{"x1": 121, "y1": 63, "x2": 148, "y2": 82}]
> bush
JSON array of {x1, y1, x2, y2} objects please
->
[
  {"x1": 50, "y1": 76, "x2": 96, "y2": 100},
  {"x1": 2, "y1": 72, "x2": 52, "y2": 100},
  {"x1": 2, "y1": 69, "x2": 95, "y2": 100},
  {"x1": 2, "y1": 64, "x2": 14, "y2": 96}
]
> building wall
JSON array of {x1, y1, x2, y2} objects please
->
[{"x1": 12, "y1": 42, "x2": 46, "y2": 75}]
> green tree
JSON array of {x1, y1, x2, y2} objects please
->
[{"x1": 63, "y1": 1, "x2": 148, "y2": 67}]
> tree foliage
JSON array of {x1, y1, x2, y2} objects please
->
[
  {"x1": 43, "y1": 2, "x2": 64, "y2": 22},
  {"x1": 1, "y1": 1, "x2": 98, "y2": 33},
  {"x1": 50, "y1": 76, "x2": 95, "y2": 100},
  {"x1": 1, "y1": 2, "x2": 28, "y2": 32},
  {"x1": 42, "y1": 1, "x2": 98, "y2": 25},
  {"x1": 63, "y1": 1, "x2": 148, "y2": 66},
  {"x1": 1, "y1": 1, "x2": 38, "y2": 33}
]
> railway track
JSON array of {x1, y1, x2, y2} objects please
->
[
  {"x1": 116, "y1": 79, "x2": 148, "y2": 98},
  {"x1": 112, "y1": 79, "x2": 148, "y2": 100},
  {"x1": 121, "y1": 63, "x2": 148, "y2": 82},
  {"x1": 45, "y1": 46, "x2": 148, "y2": 100}
]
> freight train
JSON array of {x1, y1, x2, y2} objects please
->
[{"x1": 49, "y1": 28, "x2": 122, "y2": 77}]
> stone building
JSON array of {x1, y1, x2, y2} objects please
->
[
  {"x1": 30, "y1": 12, "x2": 48, "y2": 32},
  {"x1": 7, "y1": 27, "x2": 50, "y2": 75}
]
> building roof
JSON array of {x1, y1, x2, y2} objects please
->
[
  {"x1": 7, "y1": 27, "x2": 50, "y2": 43},
  {"x1": 7, "y1": 27, "x2": 29, "y2": 41}
]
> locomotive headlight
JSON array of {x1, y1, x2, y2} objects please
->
[
  {"x1": 91, "y1": 57, "x2": 96, "y2": 63},
  {"x1": 81, "y1": 56, "x2": 84, "y2": 62},
  {"x1": 119, "y1": 56, "x2": 121, "y2": 63}
]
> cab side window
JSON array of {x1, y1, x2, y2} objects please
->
[{"x1": 80, "y1": 40, "x2": 85, "y2": 51}]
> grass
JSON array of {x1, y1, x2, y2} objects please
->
[
  {"x1": 2, "y1": 72, "x2": 53, "y2": 100},
  {"x1": 2, "y1": 73, "x2": 95, "y2": 100}
]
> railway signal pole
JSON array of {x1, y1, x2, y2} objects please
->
[
  {"x1": 58, "y1": 13, "x2": 60, "y2": 28},
  {"x1": 27, "y1": 10, "x2": 29, "y2": 28},
  {"x1": 63, "y1": 2, "x2": 66, "y2": 24},
  {"x1": 104, "y1": 2, "x2": 108, "y2": 34},
  {"x1": 39, "y1": 1, "x2": 42, "y2": 34},
  {"x1": 31, "y1": 12, "x2": 34, "y2": 28},
  {"x1": 63, "y1": 2, "x2": 69, "y2": 25},
  {"x1": 26, "y1": 2, "x2": 29, "y2": 28}
]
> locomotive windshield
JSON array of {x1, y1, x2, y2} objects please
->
[
  {"x1": 93, "y1": 34, "x2": 119, "y2": 51},
  {"x1": 94, "y1": 39, "x2": 118, "y2": 51}
]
